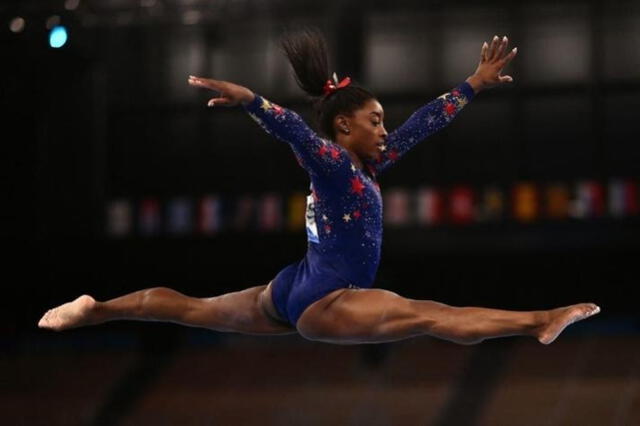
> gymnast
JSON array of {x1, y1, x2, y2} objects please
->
[{"x1": 39, "y1": 30, "x2": 600, "y2": 345}]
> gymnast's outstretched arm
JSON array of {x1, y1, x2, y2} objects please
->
[
  {"x1": 370, "y1": 35, "x2": 518, "y2": 175},
  {"x1": 188, "y1": 76, "x2": 344, "y2": 177}
]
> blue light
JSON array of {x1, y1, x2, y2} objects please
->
[{"x1": 49, "y1": 25, "x2": 68, "y2": 48}]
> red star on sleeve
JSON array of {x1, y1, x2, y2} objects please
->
[
  {"x1": 317, "y1": 144, "x2": 328, "y2": 157},
  {"x1": 350, "y1": 176, "x2": 365, "y2": 196},
  {"x1": 444, "y1": 102, "x2": 457, "y2": 116},
  {"x1": 353, "y1": 210, "x2": 361, "y2": 219},
  {"x1": 329, "y1": 145, "x2": 341, "y2": 160},
  {"x1": 272, "y1": 104, "x2": 284, "y2": 115},
  {"x1": 387, "y1": 149, "x2": 399, "y2": 162}
]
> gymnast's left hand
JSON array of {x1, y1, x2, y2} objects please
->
[
  {"x1": 465, "y1": 35, "x2": 517, "y2": 93},
  {"x1": 187, "y1": 75, "x2": 255, "y2": 107}
]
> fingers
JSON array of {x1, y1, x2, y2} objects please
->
[
  {"x1": 499, "y1": 75, "x2": 514, "y2": 84},
  {"x1": 480, "y1": 42, "x2": 489, "y2": 63},
  {"x1": 487, "y1": 35, "x2": 500, "y2": 61},
  {"x1": 207, "y1": 97, "x2": 232, "y2": 107},
  {"x1": 495, "y1": 36, "x2": 508, "y2": 61},
  {"x1": 486, "y1": 35, "x2": 513, "y2": 63},
  {"x1": 500, "y1": 46, "x2": 518, "y2": 67},
  {"x1": 188, "y1": 75, "x2": 223, "y2": 91}
]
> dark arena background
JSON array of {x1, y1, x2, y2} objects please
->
[{"x1": 3, "y1": 0, "x2": 640, "y2": 424}]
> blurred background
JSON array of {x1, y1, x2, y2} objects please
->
[{"x1": 2, "y1": 0, "x2": 639, "y2": 424}]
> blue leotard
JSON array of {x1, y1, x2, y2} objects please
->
[{"x1": 243, "y1": 82, "x2": 475, "y2": 325}]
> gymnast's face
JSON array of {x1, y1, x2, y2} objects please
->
[{"x1": 336, "y1": 98, "x2": 388, "y2": 162}]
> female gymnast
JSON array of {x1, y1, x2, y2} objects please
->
[{"x1": 39, "y1": 30, "x2": 600, "y2": 345}]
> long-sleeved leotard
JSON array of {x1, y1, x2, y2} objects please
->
[{"x1": 243, "y1": 82, "x2": 475, "y2": 325}]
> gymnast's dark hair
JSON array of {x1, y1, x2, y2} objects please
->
[{"x1": 280, "y1": 27, "x2": 375, "y2": 140}]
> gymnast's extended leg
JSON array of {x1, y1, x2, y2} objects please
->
[
  {"x1": 296, "y1": 288, "x2": 600, "y2": 345},
  {"x1": 38, "y1": 284, "x2": 296, "y2": 335}
]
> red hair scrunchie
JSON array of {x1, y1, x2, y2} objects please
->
[{"x1": 323, "y1": 73, "x2": 352, "y2": 96}]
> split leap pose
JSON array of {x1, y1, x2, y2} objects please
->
[{"x1": 39, "y1": 30, "x2": 600, "y2": 345}]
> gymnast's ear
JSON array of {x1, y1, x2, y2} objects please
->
[{"x1": 333, "y1": 114, "x2": 351, "y2": 135}]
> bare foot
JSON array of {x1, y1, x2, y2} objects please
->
[
  {"x1": 537, "y1": 303, "x2": 601, "y2": 345},
  {"x1": 38, "y1": 295, "x2": 98, "y2": 331}
]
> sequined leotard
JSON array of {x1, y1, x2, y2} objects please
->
[{"x1": 243, "y1": 82, "x2": 475, "y2": 325}]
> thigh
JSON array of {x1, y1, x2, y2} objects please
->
[
  {"x1": 296, "y1": 288, "x2": 430, "y2": 343},
  {"x1": 187, "y1": 284, "x2": 297, "y2": 335}
]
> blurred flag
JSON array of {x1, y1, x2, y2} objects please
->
[
  {"x1": 448, "y1": 185, "x2": 474, "y2": 225},
  {"x1": 233, "y1": 195, "x2": 255, "y2": 231},
  {"x1": 571, "y1": 180, "x2": 605, "y2": 219},
  {"x1": 384, "y1": 188, "x2": 411, "y2": 227},
  {"x1": 139, "y1": 198, "x2": 161, "y2": 236},
  {"x1": 106, "y1": 199, "x2": 132, "y2": 237},
  {"x1": 477, "y1": 185, "x2": 505, "y2": 223},
  {"x1": 258, "y1": 193, "x2": 282, "y2": 232},
  {"x1": 608, "y1": 178, "x2": 639, "y2": 218},
  {"x1": 287, "y1": 192, "x2": 307, "y2": 231},
  {"x1": 198, "y1": 195, "x2": 222, "y2": 235},
  {"x1": 512, "y1": 182, "x2": 538, "y2": 223},
  {"x1": 545, "y1": 183, "x2": 570, "y2": 220},
  {"x1": 416, "y1": 187, "x2": 445, "y2": 226},
  {"x1": 166, "y1": 197, "x2": 193, "y2": 235}
]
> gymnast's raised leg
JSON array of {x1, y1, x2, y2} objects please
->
[
  {"x1": 295, "y1": 288, "x2": 600, "y2": 345},
  {"x1": 38, "y1": 283, "x2": 296, "y2": 335}
]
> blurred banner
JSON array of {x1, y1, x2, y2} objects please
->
[
  {"x1": 106, "y1": 199, "x2": 132, "y2": 237},
  {"x1": 512, "y1": 182, "x2": 539, "y2": 223},
  {"x1": 571, "y1": 180, "x2": 605, "y2": 219},
  {"x1": 105, "y1": 176, "x2": 639, "y2": 237},
  {"x1": 545, "y1": 183, "x2": 571, "y2": 220},
  {"x1": 384, "y1": 188, "x2": 411, "y2": 227},
  {"x1": 449, "y1": 185, "x2": 475, "y2": 225},
  {"x1": 198, "y1": 195, "x2": 222, "y2": 235},
  {"x1": 477, "y1": 185, "x2": 505, "y2": 223},
  {"x1": 139, "y1": 198, "x2": 161, "y2": 236},
  {"x1": 416, "y1": 186, "x2": 445, "y2": 226}
]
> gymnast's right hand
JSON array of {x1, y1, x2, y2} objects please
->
[{"x1": 188, "y1": 75, "x2": 255, "y2": 107}]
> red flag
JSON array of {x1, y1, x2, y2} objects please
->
[
  {"x1": 198, "y1": 195, "x2": 221, "y2": 235},
  {"x1": 448, "y1": 185, "x2": 474, "y2": 225},
  {"x1": 139, "y1": 198, "x2": 161, "y2": 236}
]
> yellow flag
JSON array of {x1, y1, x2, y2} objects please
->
[
  {"x1": 512, "y1": 182, "x2": 538, "y2": 223},
  {"x1": 287, "y1": 192, "x2": 307, "y2": 231},
  {"x1": 545, "y1": 183, "x2": 570, "y2": 220}
]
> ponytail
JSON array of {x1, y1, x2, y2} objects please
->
[
  {"x1": 280, "y1": 27, "x2": 376, "y2": 140},
  {"x1": 280, "y1": 27, "x2": 329, "y2": 98}
]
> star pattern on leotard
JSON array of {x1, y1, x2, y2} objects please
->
[
  {"x1": 350, "y1": 176, "x2": 365, "y2": 196},
  {"x1": 260, "y1": 98, "x2": 272, "y2": 111}
]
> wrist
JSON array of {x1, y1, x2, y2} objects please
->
[
  {"x1": 465, "y1": 75, "x2": 486, "y2": 94},
  {"x1": 240, "y1": 91, "x2": 256, "y2": 106}
]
